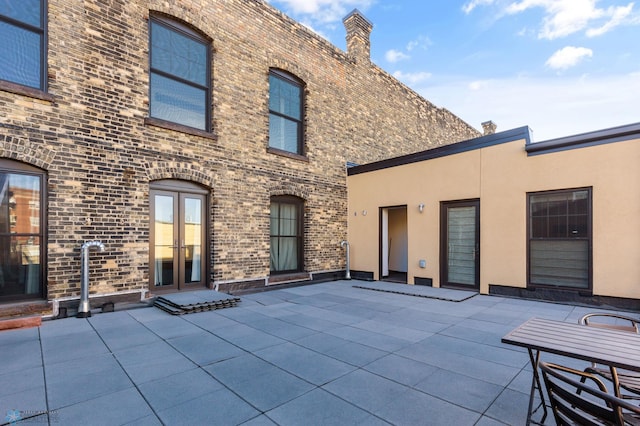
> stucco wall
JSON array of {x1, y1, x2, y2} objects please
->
[{"x1": 347, "y1": 134, "x2": 640, "y2": 300}]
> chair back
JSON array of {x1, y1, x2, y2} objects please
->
[
  {"x1": 580, "y1": 313, "x2": 640, "y2": 333},
  {"x1": 539, "y1": 361, "x2": 634, "y2": 426}
]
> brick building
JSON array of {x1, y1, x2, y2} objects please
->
[{"x1": 0, "y1": 0, "x2": 478, "y2": 314}]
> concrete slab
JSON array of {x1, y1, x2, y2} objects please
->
[
  {"x1": 255, "y1": 342, "x2": 356, "y2": 386},
  {"x1": 205, "y1": 354, "x2": 314, "y2": 411},
  {"x1": 1, "y1": 280, "x2": 630, "y2": 425},
  {"x1": 155, "y1": 388, "x2": 259, "y2": 425},
  {"x1": 264, "y1": 388, "x2": 373, "y2": 426}
]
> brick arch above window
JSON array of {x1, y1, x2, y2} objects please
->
[
  {"x1": 267, "y1": 57, "x2": 311, "y2": 85},
  {"x1": 0, "y1": 136, "x2": 56, "y2": 170},
  {"x1": 145, "y1": 161, "x2": 214, "y2": 190},
  {"x1": 148, "y1": 8, "x2": 215, "y2": 39},
  {"x1": 269, "y1": 184, "x2": 310, "y2": 201},
  {"x1": 148, "y1": 11, "x2": 213, "y2": 42}
]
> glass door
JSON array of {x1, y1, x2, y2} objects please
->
[
  {"x1": 440, "y1": 200, "x2": 480, "y2": 289},
  {"x1": 151, "y1": 187, "x2": 206, "y2": 291},
  {"x1": 181, "y1": 193, "x2": 204, "y2": 286}
]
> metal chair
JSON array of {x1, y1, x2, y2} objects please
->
[
  {"x1": 580, "y1": 313, "x2": 640, "y2": 397},
  {"x1": 539, "y1": 361, "x2": 640, "y2": 425}
]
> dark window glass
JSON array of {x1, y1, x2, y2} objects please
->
[
  {"x1": 529, "y1": 189, "x2": 591, "y2": 289},
  {"x1": 149, "y1": 17, "x2": 210, "y2": 131},
  {"x1": 269, "y1": 70, "x2": 303, "y2": 154},
  {"x1": 270, "y1": 196, "x2": 303, "y2": 273},
  {"x1": 0, "y1": 163, "x2": 45, "y2": 301},
  {"x1": 0, "y1": 0, "x2": 45, "y2": 89}
]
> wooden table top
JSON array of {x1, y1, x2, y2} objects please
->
[{"x1": 502, "y1": 317, "x2": 640, "y2": 372}]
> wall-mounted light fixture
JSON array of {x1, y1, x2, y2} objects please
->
[
  {"x1": 418, "y1": 203, "x2": 425, "y2": 213},
  {"x1": 362, "y1": 210, "x2": 367, "y2": 216}
]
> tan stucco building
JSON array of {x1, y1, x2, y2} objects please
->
[{"x1": 347, "y1": 123, "x2": 640, "y2": 309}]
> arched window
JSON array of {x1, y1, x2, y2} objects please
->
[
  {"x1": 270, "y1": 195, "x2": 304, "y2": 273},
  {"x1": 0, "y1": 159, "x2": 46, "y2": 301},
  {"x1": 269, "y1": 69, "x2": 304, "y2": 155},
  {"x1": 149, "y1": 14, "x2": 211, "y2": 131}
]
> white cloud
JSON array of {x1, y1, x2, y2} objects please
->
[
  {"x1": 406, "y1": 35, "x2": 432, "y2": 51},
  {"x1": 586, "y1": 2, "x2": 635, "y2": 36},
  {"x1": 470, "y1": 0, "x2": 638, "y2": 39},
  {"x1": 462, "y1": 0, "x2": 496, "y2": 14},
  {"x1": 469, "y1": 80, "x2": 490, "y2": 90},
  {"x1": 392, "y1": 71, "x2": 432, "y2": 85},
  {"x1": 545, "y1": 46, "x2": 593, "y2": 70},
  {"x1": 385, "y1": 49, "x2": 411, "y2": 63},
  {"x1": 417, "y1": 72, "x2": 640, "y2": 141},
  {"x1": 269, "y1": 0, "x2": 375, "y2": 24}
]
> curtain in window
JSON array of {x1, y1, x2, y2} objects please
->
[
  {"x1": 270, "y1": 201, "x2": 300, "y2": 272},
  {"x1": 447, "y1": 206, "x2": 476, "y2": 285},
  {"x1": 530, "y1": 240, "x2": 589, "y2": 288}
]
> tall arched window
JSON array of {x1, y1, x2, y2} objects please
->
[
  {"x1": 269, "y1": 69, "x2": 304, "y2": 155},
  {"x1": 270, "y1": 196, "x2": 304, "y2": 273},
  {"x1": 0, "y1": 159, "x2": 45, "y2": 301},
  {"x1": 149, "y1": 14, "x2": 211, "y2": 131}
]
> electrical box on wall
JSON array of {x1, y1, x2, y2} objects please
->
[{"x1": 419, "y1": 259, "x2": 426, "y2": 268}]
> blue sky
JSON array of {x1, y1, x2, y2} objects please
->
[{"x1": 268, "y1": 0, "x2": 639, "y2": 141}]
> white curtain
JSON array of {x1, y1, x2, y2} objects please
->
[
  {"x1": 191, "y1": 245, "x2": 201, "y2": 282},
  {"x1": 270, "y1": 202, "x2": 298, "y2": 271}
]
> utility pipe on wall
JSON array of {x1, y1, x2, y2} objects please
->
[
  {"x1": 77, "y1": 241, "x2": 105, "y2": 318},
  {"x1": 340, "y1": 240, "x2": 351, "y2": 280}
]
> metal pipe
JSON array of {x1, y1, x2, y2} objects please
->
[
  {"x1": 340, "y1": 240, "x2": 351, "y2": 280},
  {"x1": 77, "y1": 241, "x2": 105, "y2": 318}
]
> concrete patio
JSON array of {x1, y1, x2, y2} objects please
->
[{"x1": 0, "y1": 280, "x2": 633, "y2": 425}]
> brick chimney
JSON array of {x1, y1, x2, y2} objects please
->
[
  {"x1": 343, "y1": 9, "x2": 373, "y2": 62},
  {"x1": 482, "y1": 120, "x2": 497, "y2": 135}
]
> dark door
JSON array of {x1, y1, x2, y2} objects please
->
[
  {"x1": 441, "y1": 199, "x2": 480, "y2": 289},
  {"x1": 150, "y1": 187, "x2": 206, "y2": 291}
]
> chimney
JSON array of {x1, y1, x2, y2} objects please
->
[
  {"x1": 343, "y1": 9, "x2": 373, "y2": 62},
  {"x1": 482, "y1": 120, "x2": 497, "y2": 136}
]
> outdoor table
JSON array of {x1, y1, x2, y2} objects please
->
[{"x1": 502, "y1": 317, "x2": 640, "y2": 425}]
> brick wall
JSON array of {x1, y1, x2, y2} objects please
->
[{"x1": 0, "y1": 0, "x2": 480, "y2": 300}]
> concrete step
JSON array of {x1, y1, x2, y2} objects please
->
[
  {"x1": 0, "y1": 301, "x2": 52, "y2": 330},
  {"x1": 0, "y1": 315, "x2": 42, "y2": 331}
]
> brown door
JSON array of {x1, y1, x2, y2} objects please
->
[
  {"x1": 150, "y1": 186, "x2": 206, "y2": 291},
  {"x1": 441, "y1": 199, "x2": 480, "y2": 290}
]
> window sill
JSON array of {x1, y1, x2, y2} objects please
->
[
  {"x1": 144, "y1": 117, "x2": 217, "y2": 140},
  {"x1": 0, "y1": 80, "x2": 56, "y2": 103},
  {"x1": 267, "y1": 147, "x2": 309, "y2": 162}
]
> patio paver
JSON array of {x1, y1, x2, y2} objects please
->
[{"x1": 1, "y1": 280, "x2": 637, "y2": 425}]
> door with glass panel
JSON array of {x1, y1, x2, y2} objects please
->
[
  {"x1": 150, "y1": 184, "x2": 206, "y2": 291},
  {"x1": 440, "y1": 200, "x2": 480, "y2": 289},
  {"x1": 0, "y1": 163, "x2": 44, "y2": 302}
]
